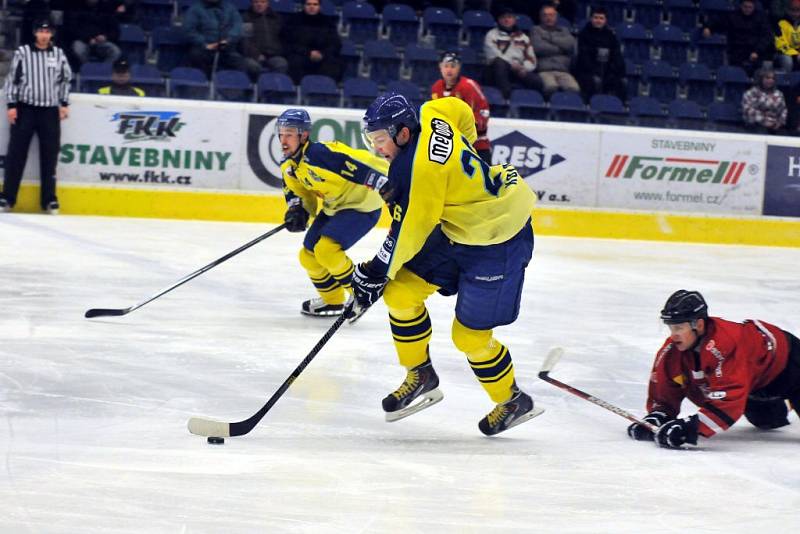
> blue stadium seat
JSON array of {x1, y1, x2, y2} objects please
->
[
  {"x1": 516, "y1": 14, "x2": 533, "y2": 33},
  {"x1": 699, "y1": 0, "x2": 734, "y2": 27},
  {"x1": 404, "y1": 44, "x2": 440, "y2": 86},
  {"x1": 152, "y1": 26, "x2": 188, "y2": 73},
  {"x1": 630, "y1": 0, "x2": 665, "y2": 30},
  {"x1": 342, "y1": 1, "x2": 380, "y2": 45},
  {"x1": 257, "y1": 72, "x2": 296, "y2": 104},
  {"x1": 118, "y1": 24, "x2": 147, "y2": 66},
  {"x1": 230, "y1": 0, "x2": 250, "y2": 12},
  {"x1": 694, "y1": 33, "x2": 726, "y2": 69},
  {"x1": 664, "y1": 0, "x2": 699, "y2": 31},
  {"x1": 707, "y1": 101, "x2": 745, "y2": 131},
  {"x1": 716, "y1": 65, "x2": 751, "y2": 104},
  {"x1": 214, "y1": 69, "x2": 253, "y2": 102},
  {"x1": 652, "y1": 24, "x2": 690, "y2": 66},
  {"x1": 382, "y1": 3, "x2": 419, "y2": 47},
  {"x1": 342, "y1": 77, "x2": 379, "y2": 108},
  {"x1": 549, "y1": 91, "x2": 589, "y2": 122},
  {"x1": 340, "y1": 39, "x2": 362, "y2": 79},
  {"x1": 272, "y1": 0, "x2": 299, "y2": 14},
  {"x1": 130, "y1": 64, "x2": 166, "y2": 97},
  {"x1": 483, "y1": 86, "x2": 509, "y2": 118},
  {"x1": 509, "y1": 89, "x2": 548, "y2": 120},
  {"x1": 139, "y1": 0, "x2": 174, "y2": 32},
  {"x1": 590, "y1": 94, "x2": 629, "y2": 124},
  {"x1": 668, "y1": 99, "x2": 706, "y2": 129},
  {"x1": 363, "y1": 39, "x2": 401, "y2": 84},
  {"x1": 300, "y1": 74, "x2": 340, "y2": 106},
  {"x1": 319, "y1": 0, "x2": 337, "y2": 18},
  {"x1": 617, "y1": 22, "x2": 652, "y2": 65},
  {"x1": 386, "y1": 79, "x2": 424, "y2": 108},
  {"x1": 170, "y1": 67, "x2": 210, "y2": 100},
  {"x1": 462, "y1": 10, "x2": 495, "y2": 52},
  {"x1": 423, "y1": 7, "x2": 460, "y2": 50},
  {"x1": 79, "y1": 62, "x2": 113, "y2": 93},
  {"x1": 629, "y1": 95, "x2": 667, "y2": 126},
  {"x1": 625, "y1": 59, "x2": 641, "y2": 100},
  {"x1": 457, "y1": 46, "x2": 482, "y2": 80},
  {"x1": 679, "y1": 62, "x2": 715, "y2": 105},
  {"x1": 642, "y1": 59, "x2": 678, "y2": 102}
]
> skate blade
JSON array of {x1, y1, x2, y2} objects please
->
[
  {"x1": 301, "y1": 309, "x2": 344, "y2": 317},
  {"x1": 385, "y1": 388, "x2": 444, "y2": 422},
  {"x1": 506, "y1": 405, "x2": 546, "y2": 430}
]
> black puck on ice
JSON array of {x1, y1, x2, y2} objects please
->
[{"x1": 207, "y1": 436, "x2": 225, "y2": 444}]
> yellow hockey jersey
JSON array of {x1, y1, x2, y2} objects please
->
[
  {"x1": 281, "y1": 140, "x2": 388, "y2": 216},
  {"x1": 372, "y1": 97, "x2": 536, "y2": 279}
]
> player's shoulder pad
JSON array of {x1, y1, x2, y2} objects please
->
[{"x1": 304, "y1": 142, "x2": 344, "y2": 169}]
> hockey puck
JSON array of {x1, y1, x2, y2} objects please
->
[{"x1": 207, "y1": 436, "x2": 225, "y2": 444}]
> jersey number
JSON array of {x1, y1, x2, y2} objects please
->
[{"x1": 460, "y1": 140, "x2": 501, "y2": 196}]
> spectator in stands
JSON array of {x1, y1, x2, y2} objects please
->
[
  {"x1": 775, "y1": 0, "x2": 800, "y2": 72},
  {"x1": 742, "y1": 67, "x2": 787, "y2": 132},
  {"x1": 484, "y1": 6, "x2": 543, "y2": 98},
  {"x1": 531, "y1": 2, "x2": 580, "y2": 97},
  {"x1": 702, "y1": 0, "x2": 772, "y2": 76},
  {"x1": 242, "y1": 0, "x2": 288, "y2": 78},
  {"x1": 66, "y1": 0, "x2": 122, "y2": 66},
  {"x1": 574, "y1": 6, "x2": 625, "y2": 102},
  {"x1": 112, "y1": 0, "x2": 139, "y2": 25},
  {"x1": 183, "y1": 0, "x2": 248, "y2": 77},
  {"x1": 98, "y1": 57, "x2": 144, "y2": 96},
  {"x1": 282, "y1": 0, "x2": 342, "y2": 83},
  {"x1": 431, "y1": 51, "x2": 493, "y2": 163}
]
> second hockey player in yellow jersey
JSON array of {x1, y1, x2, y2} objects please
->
[
  {"x1": 276, "y1": 109, "x2": 388, "y2": 317},
  {"x1": 352, "y1": 94, "x2": 542, "y2": 436}
]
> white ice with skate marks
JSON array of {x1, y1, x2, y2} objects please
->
[{"x1": 1, "y1": 214, "x2": 799, "y2": 533}]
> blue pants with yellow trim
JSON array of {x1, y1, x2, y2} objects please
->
[
  {"x1": 299, "y1": 208, "x2": 381, "y2": 305},
  {"x1": 383, "y1": 221, "x2": 534, "y2": 403}
]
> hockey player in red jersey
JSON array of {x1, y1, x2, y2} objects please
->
[
  {"x1": 430, "y1": 51, "x2": 492, "y2": 163},
  {"x1": 627, "y1": 290, "x2": 800, "y2": 449}
]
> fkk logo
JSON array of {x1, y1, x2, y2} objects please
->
[
  {"x1": 111, "y1": 111, "x2": 184, "y2": 141},
  {"x1": 490, "y1": 131, "x2": 565, "y2": 178}
]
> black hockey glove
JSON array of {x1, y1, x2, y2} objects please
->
[
  {"x1": 284, "y1": 198, "x2": 309, "y2": 233},
  {"x1": 352, "y1": 261, "x2": 388, "y2": 310},
  {"x1": 655, "y1": 414, "x2": 699, "y2": 449},
  {"x1": 627, "y1": 411, "x2": 669, "y2": 441}
]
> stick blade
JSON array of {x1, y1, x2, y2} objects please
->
[
  {"x1": 188, "y1": 417, "x2": 231, "y2": 438},
  {"x1": 538, "y1": 347, "x2": 565, "y2": 378},
  {"x1": 85, "y1": 308, "x2": 128, "y2": 318}
]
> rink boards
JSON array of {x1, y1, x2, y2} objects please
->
[{"x1": 2, "y1": 93, "x2": 800, "y2": 246}]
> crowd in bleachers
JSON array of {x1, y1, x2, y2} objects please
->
[{"x1": 6, "y1": 0, "x2": 800, "y2": 134}]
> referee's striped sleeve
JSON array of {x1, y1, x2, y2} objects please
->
[
  {"x1": 3, "y1": 49, "x2": 22, "y2": 107},
  {"x1": 58, "y1": 50, "x2": 72, "y2": 106}
]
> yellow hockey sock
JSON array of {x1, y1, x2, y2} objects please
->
[{"x1": 452, "y1": 318, "x2": 516, "y2": 403}]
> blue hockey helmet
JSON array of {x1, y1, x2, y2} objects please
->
[
  {"x1": 276, "y1": 108, "x2": 312, "y2": 135},
  {"x1": 362, "y1": 92, "x2": 419, "y2": 148},
  {"x1": 660, "y1": 290, "x2": 708, "y2": 324}
]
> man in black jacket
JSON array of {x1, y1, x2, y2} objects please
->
[
  {"x1": 242, "y1": 0, "x2": 288, "y2": 77},
  {"x1": 574, "y1": 6, "x2": 625, "y2": 102},
  {"x1": 65, "y1": 0, "x2": 122, "y2": 66},
  {"x1": 282, "y1": 0, "x2": 342, "y2": 83},
  {"x1": 702, "y1": 0, "x2": 773, "y2": 76}
]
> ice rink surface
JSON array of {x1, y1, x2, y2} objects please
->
[{"x1": 1, "y1": 213, "x2": 799, "y2": 533}]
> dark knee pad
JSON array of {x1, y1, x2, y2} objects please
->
[{"x1": 744, "y1": 396, "x2": 791, "y2": 430}]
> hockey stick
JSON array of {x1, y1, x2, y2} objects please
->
[
  {"x1": 538, "y1": 347, "x2": 659, "y2": 433},
  {"x1": 187, "y1": 302, "x2": 353, "y2": 438},
  {"x1": 85, "y1": 224, "x2": 287, "y2": 319}
]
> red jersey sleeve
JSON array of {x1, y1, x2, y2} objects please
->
[{"x1": 646, "y1": 339, "x2": 687, "y2": 419}]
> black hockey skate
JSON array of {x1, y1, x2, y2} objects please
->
[
  {"x1": 301, "y1": 297, "x2": 345, "y2": 317},
  {"x1": 382, "y1": 359, "x2": 444, "y2": 422},
  {"x1": 478, "y1": 386, "x2": 544, "y2": 436}
]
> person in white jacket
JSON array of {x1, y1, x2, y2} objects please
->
[{"x1": 484, "y1": 7, "x2": 543, "y2": 98}]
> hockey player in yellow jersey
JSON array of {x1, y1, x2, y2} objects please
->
[
  {"x1": 277, "y1": 109, "x2": 388, "y2": 317},
  {"x1": 352, "y1": 94, "x2": 543, "y2": 435}
]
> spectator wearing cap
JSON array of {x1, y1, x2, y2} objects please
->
[
  {"x1": 531, "y1": 2, "x2": 580, "y2": 97},
  {"x1": 742, "y1": 67, "x2": 787, "y2": 133},
  {"x1": 703, "y1": 0, "x2": 773, "y2": 76},
  {"x1": 65, "y1": 0, "x2": 123, "y2": 66},
  {"x1": 574, "y1": 6, "x2": 626, "y2": 102},
  {"x1": 431, "y1": 51, "x2": 493, "y2": 163},
  {"x1": 241, "y1": 0, "x2": 289, "y2": 78},
  {"x1": 1, "y1": 20, "x2": 71, "y2": 214},
  {"x1": 98, "y1": 58, "x2": 145, "y2": 96},
  {"x1": 484, "y1": 6, "x2": 543, "y2": 98}
]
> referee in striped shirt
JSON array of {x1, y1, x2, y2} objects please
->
[{"x1": 1, "y1": 20, "x2": 71, "y2": 214}]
